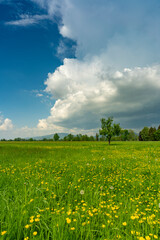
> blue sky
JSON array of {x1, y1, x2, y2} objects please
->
[
  {"x1": 0, "y1": 1, "x2": 60, "y2": 125},
  {"x1": 1, "y1": 0, "x2": 160, "y2": 138}
]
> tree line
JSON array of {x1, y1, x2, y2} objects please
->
[
  {"x1": 1, "y1": 117, "x2": 160, "y2": 143},
  {"x1": 139, "y1": 126, "x2": 160, "y2": 141}
]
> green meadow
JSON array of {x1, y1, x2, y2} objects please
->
[{"x1": 0, "y1": 141, "x2": 159, "y2": 240}]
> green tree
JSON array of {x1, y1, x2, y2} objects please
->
[
  {"x1": 53, "y1": 133, "x2": 60, "y2": 141},
  {"x1": 148, "y1": 127, "x2": 156, "y2": 141},
  {"x1": 120, "y1": 129, "x2": 129, "y2": 141},
  {"x1": 139, "y1": 127, "x2": 149, "y2": 141},
  {"x1": 89, "y1": 136, "x2": 95, "y2": 141},
  {"x1": 128, "y1": 130, "x2": 138, "y2": 141},
  {"x1": 67, "y1": 134, "x2": 74, "y2": 141},
  {"x1": 99, "y1": 117, "x2": 121, "y2": 145},
  {"x1": 64, "y1": 134, "x2": 74, "y2": 141},
  {"x1": 154, "y1": 129, "x2": 160, "y2": 141},
  {"x1": 29, "y1": 138, "x2": 34, "y2": 141}
]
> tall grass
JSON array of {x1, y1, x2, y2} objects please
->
[{"x1": 0, "y1": 141, "x2": 159, "y2": 240}]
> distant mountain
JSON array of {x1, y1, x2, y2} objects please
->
[{"x1": 30, "y1": 133, "x2": 68, "y2": 140}]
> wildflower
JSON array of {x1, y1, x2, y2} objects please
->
[
  {"x1": 109, "y1": 186, "x2": 114, "y2": 190},
  {"x1": 145, "y1": 236, "x2": 151, "y2": 240},
  {"x1": 25, "y1": 224, "x2": 30, "y2": 229},
  {"x1": 122, "y1": 222, "x2": 127, "y2": 226},
  {"x1": 33, "y1": 232, "x2": 37, "y2": 236},
  {"x1": 67, "y1": 210, "x2": 71, "y2": 215},
  {"x1": 1, "y1": 231, "x2": 7, "y2": 236},
  {"x1": 117, "y1": 235, "x2": 121, "y2": 239},
  {"x1": 139, "y1": 220, "x2": 143, "y2": 223},
  {"x1": 153, "y1": 236, "x2": 158, "y2": 239},
  {"x1": 66, "y1": 218, "x2": 71, "y2": 224},
  {"x1": 35, "y1": 218, "x2": 40, "y2": 222},
  {"x1": 70, "y1": 227, "x2": 75, "y2": 230},
  {"x1": 80, "y1": 190, "x2": 84, "y2": 195},
  {"x1": 102, "y1": 224, "x2": 106, "y2": 228},
  {"x1": 139, "y1": 237, "x2": 145, "y2": 240},
  {"x1": 24, "y1": 237, "x2": 29, "y2": 240}
]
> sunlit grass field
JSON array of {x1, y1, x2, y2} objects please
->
[{"x1": 0, "y1": 141, "x2": 160, "y2": 240}]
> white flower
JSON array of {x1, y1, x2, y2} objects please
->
[
  {"x1": 80, "y1": 190, "x2": 84, "y2": 195},
  {"x1": 103, "y1": 158, "x2": 105, "y2": 160},
  {"x1": 109, "y1": 186, "x2": 114, "y2": 190},
  {"x1": 159, "y1": 203, "x2": 160, "y2": 208}
]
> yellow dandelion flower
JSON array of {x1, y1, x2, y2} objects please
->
[
  {"x1": 102, "y1": 224, "x2": 106, "y2": 228},
  {"x1": 117, "y1": 235, "x2": 121, "y2": 239},
  {"x1": 145, "y1": 236, "x2": 151, "y2": 240},
  {"x1": 67, "y1": 210, "x2": 71, "y2": 215},
  {"x1": 139, "y1": 237, "x2": 145, "y2": 240},
  {"x1": 70, "y1": 227, "x2": 75, "y2": 230},
  {"x1": 33, "y1": 231, "x2": 37, "y2": 236},
  {"x1": 122, "y1": 222, "x2": 127, "y2": 226},
  {"x1": 66, "y1": 218, "x2": 71, "y2": 224},
  {"x1": 35, "y1": 218, "x2": 40, "y2": 222},
  {"x1": 1, "y1": 231, "x2": 7, "y2": 236},
  {"x1": 154, "y1": 236, "x2": 158, "y2": 239},
  {"x1": 24, "y1": 237, "x2": 29, "y2": 240},
  {"x1": 25, "y1": 224, "x2": 30, "y2": 229},
  {"x1": 30, "y1": 219, "x2": 34, "y2": 223},
  {"x1": 139, "y1": 220, "x2": 143, "y2": 223}
]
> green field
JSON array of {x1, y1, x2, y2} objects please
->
[{"x1": 0, "y1": 141, "x2": 159, "y2": 240}]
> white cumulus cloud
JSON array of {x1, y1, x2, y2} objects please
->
[
  {"x1": 0, "y1": 118, "x2": 13, "y2": 131},
  {"x1": 30, "y1": 0, "x2": 160, "y2": 130},
  {"x1": 37, "y1": 58, "x2": 160, "y2": 130}
]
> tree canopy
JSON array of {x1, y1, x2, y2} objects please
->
[
  {"x1": 53, "y1": 133, "x2": 60, "y2": 141},
  {"x1": 99, "y1": 117, "x2": 121, "y2": 144}
]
